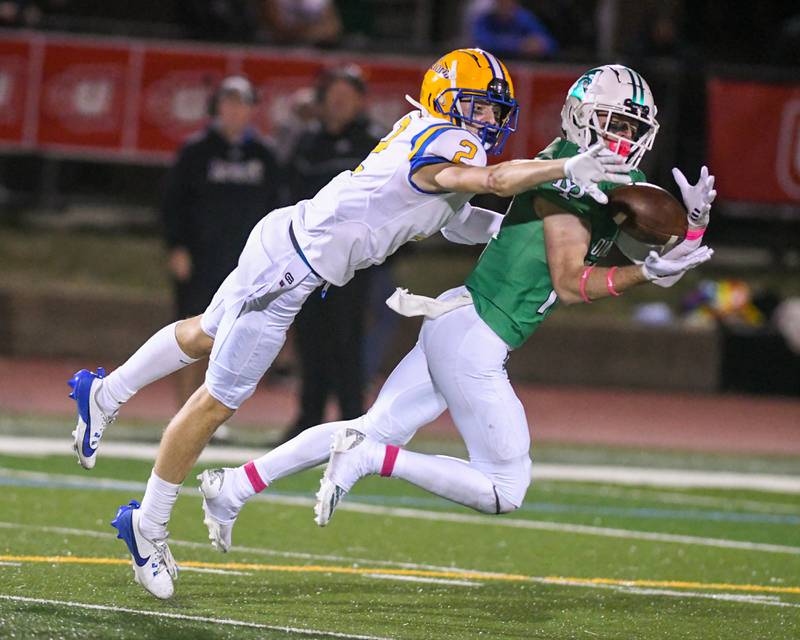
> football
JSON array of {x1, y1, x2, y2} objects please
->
[{"x1": 607, "y1": 183, "x2": 688, "y2": 246}]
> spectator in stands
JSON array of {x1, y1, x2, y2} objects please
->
[
  {"x1": 775, "y1": 12, "x2": 800, "y2": 66},
  {"x1": 280, "y1": 65, "x2": 381, "y2": 443},
  {"x1": 262, "y1": 0, "x2": 342, "y2": 46},
  {"x1": 178, "y1": 0, "x2": 260, "y2": 42},
  {"x1": 0, "y1": 0, "x2": 42, "y2": 27},
  {"x1": 162, "y1": 76, "x2": 281, "y2": 409},
  {"x1": 470, "y1": 0, "x2": 557, "y2": 59}
]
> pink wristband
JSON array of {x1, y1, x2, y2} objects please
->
[
  {"x1": 686, "y1": 227, "x2": 706, "y2": 241},
  {"x1": 579, "y1": 266, "x2": 594, "y2": 303},
  {"x1": 606, "y1": 266, "x2": 622, "y2": 297}
]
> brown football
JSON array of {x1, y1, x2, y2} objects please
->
[{"x1": 607, "y1": 184, "x2": 688, "y2": 245}]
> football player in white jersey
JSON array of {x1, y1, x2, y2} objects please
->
[{"x1": 68, "y1": 48, "x2": 632, "y2": 599}]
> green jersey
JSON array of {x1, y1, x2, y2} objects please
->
[{"x1": 465, "y1": 138, "x2": 646, "y2": 349}]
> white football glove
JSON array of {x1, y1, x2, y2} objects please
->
[
  {"x1": 564, "y1": 142, "x2": 633, "y2": 205},
  {"x1": 672, "y1": 165, "x2": 717, "y2": 229},
  {"x1": 648, "y1": 234, "x2": 709, "y2": 288},
  {"x1": 641, "y1": 245, "x2": 714, "y2": 285}
]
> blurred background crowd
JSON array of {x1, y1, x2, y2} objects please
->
[
  {"x1": 1, "y1": 0, "x2": 798, "y2": 65},
  {"x1": 1, "y1": 0, "x2": 798, "y2": 439}
]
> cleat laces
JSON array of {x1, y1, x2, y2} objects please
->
[
  {"x1": 89, "y1": 411, "x2": 117, "y2": 449},
  {"x1": 151, "y1": 539, "x2": 178, "y2": 580}
]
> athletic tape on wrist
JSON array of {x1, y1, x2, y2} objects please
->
[
  {"x1": 606, "y1": 266, "x2": 622, "y2": 297},
  {"x1": 686, "y1": 227, "x2": 706, "y2": 241},
  {"x1": 579, "y1": 266, "x2": 594, "y2": 304}
]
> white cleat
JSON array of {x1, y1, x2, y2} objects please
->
[
  {"x1": 314, "y1": 428, "x2": 379, "y2": 527},
  {"x1": 197, "y1": 468, "x2": 237, "y2": 552},
  {"x1": 111, "y1": 500, "x2": 178, "y2": 599},
  {"x1": 68, "y1": 368, "x2": 117, "y2": 470}
]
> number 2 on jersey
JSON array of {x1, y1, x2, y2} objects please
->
[{"x1": 452, "y1": 139, "x2": 478, "y2": 164}]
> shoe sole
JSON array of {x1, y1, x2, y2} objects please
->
[
  {"x1": 313, "y1": 477, "x2": 337, "y2": 527},
  {"x1": 313, "y1": 429, "x2": 360, "y2": 527},
  {"x1": 197, "y1": 472, "x2": 231, "y2": 553},
  {"x1": 71, "y1": 424, "x2": 95, "y2": 470}
]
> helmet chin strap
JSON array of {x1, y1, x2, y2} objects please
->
[{"x1": 404, "y1": 94, "x2": 430, "y2": 116}]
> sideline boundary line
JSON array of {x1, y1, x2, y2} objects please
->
[{"x1": 2, "y1": 436, "x2": 799, "y2": 492}]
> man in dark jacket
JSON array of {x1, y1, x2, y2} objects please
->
[
  {"x1": 281, "y1": 65, "x2": 381, "y2": 442},
  {"x1": 162, "y1": 75, "x2": 280, "y2": 405}
]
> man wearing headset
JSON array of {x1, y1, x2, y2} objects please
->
[{"x1": 162, "y1": 75, "x2": 281, "y2": 405}]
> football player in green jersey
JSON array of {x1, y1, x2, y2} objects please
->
[{"x1": 197, "y1": 66, "x2": 716, "y2": 542}]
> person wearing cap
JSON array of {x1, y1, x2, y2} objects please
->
[
  {"x1": 280, "y1": 65, "x2": 383, "y2": 443},
  {"x1": 162, "y1": 75, "x2": 281, "y2": 406}
]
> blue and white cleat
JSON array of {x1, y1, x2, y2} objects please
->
[
  {"x1": 111, "y1": 500, "x2": 178, "y2": 599},
  {"x1": 68, "y1": 367, "x2": 116, "y2": 469}
]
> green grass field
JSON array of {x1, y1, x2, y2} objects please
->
[{"x1": 1, "y1": 441, "x2": 799, "y2": 639}]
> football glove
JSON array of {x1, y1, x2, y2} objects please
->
[
  {"x1": 641, "y1": 245, "x2": 714, "y2": 285},
  {"x1": 565, "y1": 142, "x2": 633, "y2": 205},
  {"x1": 672, "y1": 166, "x2": 717, "y2": 229}
]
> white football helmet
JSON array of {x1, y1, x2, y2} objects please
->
[{"x1": 561, "y1": 65, "x2": 659, "y2": 169}]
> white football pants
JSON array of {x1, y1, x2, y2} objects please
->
[
  {"x1": 361, "y1": 286, "x2": 532, "y2": 508},
  {"x1": 200, "y1": 207, "x2": 322, "y2": 409},
  {"x1": 249, "y1": 287, "x2": 532, "y2": 512}
]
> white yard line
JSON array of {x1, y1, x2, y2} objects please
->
[
  {"x1": 533, "y1": 580, "x2": 800, "y2": 609},
  {"x1": 2, "y1": 468, "x2": 800, "y2": 556},
  {"x1": 2, "y1": 435, "x2": 799, "y2": 492},
  {"x1": 319, "y1": 500, "x2": 800, "y2": 555},
  {"x1": 536, "y1": 483, "x2": 800, "y2": 515},
  {"x1": 533, "y1": 463, "x2": 800, "y2": 493},
  {"x1": 0, "y1": 594, "x2": 393, "y2": 639},
  {"x1": 362, "y1": 574, "x2": 482, "y2": 587}
]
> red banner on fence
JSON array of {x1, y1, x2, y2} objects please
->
[
  {"x1": 137, "y1": 48, "x2": 229, "y2": 153},
  {"x1": 0, "y1": 38, "x2": 32, "y2": 145},
  {"x1": 0, "y1": 31, "x2": 588, "y2": 176},
  {"x1": 708, "y1": 78, "x2": 800, "y2": 203},
  {"x1": 37, "y1": 41, "x2": 131, "y2": 150}
]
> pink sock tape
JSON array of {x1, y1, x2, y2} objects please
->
[
  {"x1": 380, "y1": 445, "x2": 400, "y2": 477},
  {"x1": 244, "y1": 461, "x2": 268, "y2": 493}
]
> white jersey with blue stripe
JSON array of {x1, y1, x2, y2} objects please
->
[{"x1": 289, "y1": 110, "x2": 487, "y2": 286}]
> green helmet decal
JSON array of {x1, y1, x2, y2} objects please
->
[
  {"x1": 624, "y1": 67, "x2": 647, "y2": 106},
  {"x1": 568, "y1": 68, "x2": 601, "y2": 101}
]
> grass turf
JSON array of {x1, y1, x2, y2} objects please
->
[{"x1": 0, "y1": 451, "x2": 799, "y2": 639}]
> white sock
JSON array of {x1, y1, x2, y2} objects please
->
[
  {"x1": 239, "y1": 420, "x2": 348, "y2": 499},
  {"x1": 138, "y1": 469, "x2": 182, "y2": 540},
  {"x1": 96, "y1": 322, "x2": 200, "y2": 415},
  {"x1": 387, "y1": 448, "x2": 502, "y2": 514}
]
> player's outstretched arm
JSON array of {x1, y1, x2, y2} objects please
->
[
  {"x1": 537, "y1": 198, "x2": 712, "y2": 305},
  {"x1": 413, "y1": 143, "x2": 632, "y2": 198},
  {"x1": 540, "y1": 202, "x2": 646, "y2": 305}
]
